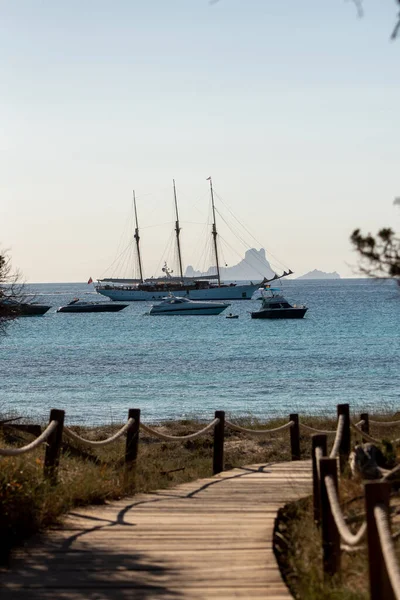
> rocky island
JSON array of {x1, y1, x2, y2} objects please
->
[{"x1": 297, "y1": 269, "x2": 341, "y2": 280}]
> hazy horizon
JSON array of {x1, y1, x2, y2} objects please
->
[{"x1": 2, "y1": 0, "x2": 399, "y2": 283}]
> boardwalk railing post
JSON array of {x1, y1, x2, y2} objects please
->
[
  {"x1": 337, "y1": 403, "x2": 350, "y2": 472},
  {"x1": 320, "y1": 457, "x2": 341, "y2": 578},
  {"x1": 365, "y1": 481, "x2": 395, "y2": 600},
  {"x1": 312, "y1": 434, "x2": 327, "y2": 526},
  {"x1": 360, "y1": 413, "x2": 370, "y2": 443},
  {"x1": 213, "y1": 410, "x2": 225, "y2": 475},
  {"x1": 44, "y1": 408, "x2": 65, "y2": 484},
  {"x1": 289, "y1": 414, "x2": 300, "y2": 461},
  {"x1": 125, "y1": 409, "x2": 140, "y2": 477}
]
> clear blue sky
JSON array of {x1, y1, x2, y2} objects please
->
[{"x1": 1, "y1": 0, "x2": 399, "y2": 281}]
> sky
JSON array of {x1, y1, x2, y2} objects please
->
[{"x1": 1, "y1": 0, "x2": 399, "y2": 282}]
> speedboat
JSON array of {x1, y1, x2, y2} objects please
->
[
  {"x1": 57, "y1": 299, "x2": 128, "y2": 313},
  {"x1": 251, "y1": 288, "x2": 307, "y2": 319},
  {"x1": 0, "y1": 299, "x2": 51, "y2": 316},
  {"x1": 149, "y1": 296, "x2": 230, "y2": 316}
]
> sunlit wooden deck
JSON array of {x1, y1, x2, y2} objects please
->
[{"x1": 2, "y1": 461, "x2": 311, "y2": 599}]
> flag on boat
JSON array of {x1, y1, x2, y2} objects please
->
[
  {"x1": 87, "y1": 277, "x2": 93, "y2": 284},
  {"x1": 206, "y1": 176, "x2": 211, "y2": 180}
]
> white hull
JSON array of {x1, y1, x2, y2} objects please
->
[
  {"x1": 96, "y1": 284, "x2": 260, "y2": 302},
  {"x1": 150, "y1": 306, "x2": 227, "y2": 316}
]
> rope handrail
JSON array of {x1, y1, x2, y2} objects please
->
[
  {"x1": 63, "y1": 418, "x2": 134, "y2": 447},
  {"x1": 374, "y1": 504, "x2": 400, "y2": 600},
  {"x1": 350, "y1": 423, "x2": 384, "y2": 445},
  {"x1": 299, "y1": 423, "x2": 336, "y2": 435},
  {"x1": 140, "y1": 418, "x2": 220, "y2": 441},
  {"x1": 324, "y1": 474, "x2": 367, "y2": 546},
  {"x1": 225, "y1": 420, "x2": 294, "y2": 436},
  {"x1": 382, "y1": 463, "x2": 400, "y2": 482},
  {"x1": 315, "y1": 446, "x2": 323, "y2": 480},
  {"x1": 354, "y1": 420, "x2": 365, "y2": 428},
  {"x1": 370, "y1": 419, "x2": 400, "y2": 427},
  {"x1": 351, "y1": 423, "x2": 400, "y2": 446},
  {"x1": 329, "y1": 414, "x2": 345, "y2": 458},
  {"x1": 0, "y1": 420, "x2": 58, "y2": 456}
]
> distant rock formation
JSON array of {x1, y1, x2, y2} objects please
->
[
  {"x1": 185, "y1": 248, "x2": 275, "y2": 281},
  {"x1": 297, "y1": 269, "x2": 341, "y2": 280}
]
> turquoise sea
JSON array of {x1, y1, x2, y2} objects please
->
[{"x1": 0, "y1": 279, "x2": 399, "y2": 425}]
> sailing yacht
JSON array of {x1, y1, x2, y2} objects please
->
[{"x1": 95, "y1": 179, "x2": 291, "y2": 302}]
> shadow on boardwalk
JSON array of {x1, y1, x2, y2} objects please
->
[{"x1": 1, "y1": 462, "x2": 311, "y2": 599}]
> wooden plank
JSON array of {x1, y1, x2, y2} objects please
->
[{"x1": 1, "y1": 460, "x2": 311, "y2": 599}]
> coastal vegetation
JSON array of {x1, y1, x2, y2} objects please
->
[
  {"x1": 351, "y1": 227, "x2": 400, "y2": 280},
  {"x1": 0, "y1": 250, "x2": 24, "y2": 325},
  {"x1": 275, "y1": 472, "x2": 400, "y2": 599}
]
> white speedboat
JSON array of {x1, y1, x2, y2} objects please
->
[{"x1": 149, "y1": 296, "x2": 230, "y2": 316}]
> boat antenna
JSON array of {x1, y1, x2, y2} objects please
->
[
  {"x1": 173, "y1": 179, "x2": 184, "y2": 279},
  {"x1": 133, "y1": 190, "x2": 144, "y2": 283},
  {"x1": 208, "y1": 176, "x2": 221, "y2": 286}
]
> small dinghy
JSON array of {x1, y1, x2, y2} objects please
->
[
  {"x1": 57, "y1": 299, "x2": 128, "y2": 313},
  {"x1": 226, "y1": 313, "x2": 239, "y2": 319}
]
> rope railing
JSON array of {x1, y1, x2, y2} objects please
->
[
  {"x1": 329, "y1": 414, "x2": 345, "y2": 459},
  {"x1": 299, "y1": 423, "x2": 336, "y2": 435},
  {"x1": 382, "y1": 463, "x2": 400, "y2": 482},
  {"x1": 324, "y1": 474, "x2": 367, "y2": 546},
  {"x1": 311, "y1": 410, "x2": 400, "y2": 600},
  {"x1": 63, "y1": 418, "x2": 134, "y2": 447},
  {"x1": 351, "y1": 422, "x2": 400, "y2": 446},
  {"x1": 350, "y1": 423, "x2": 383, "y2": 445},
  {"x1": 225, "y1": 420, "x2": 293, "y2": 436},
  {"x1": 315, "y1": 446, "x2": 323, "y2": 481},
  {"x1": 0, "y1": 420, "x2": 58, "y2": 456},
  {"x1": 370, "y1": 419, "x2": 400, "y2": 427},
  {"x1": 140, "y1": 418, "x2": 220, "y2": 441},
  {"x1": 374, "y1": 504, "x2": 400, "y2": 600}
]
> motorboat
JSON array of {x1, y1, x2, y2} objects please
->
[
  {"x1": 57, "y1": 299, "x2": 128, "y2": 313},
  {"x1": 149, "y1": 296, "x2": 230, "y2": 316},
  {"x1": 0, "y1": 299, "x2": 51, "y2": 316},
  {"x1": 251, "y1": 288, "x2": 307, "y2": 319}
]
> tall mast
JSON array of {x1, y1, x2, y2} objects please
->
[
  {"x1": 208, "y1": 177, "x2": 221, "y2": 286},
  {"x1": 133, "y1": 190, "x2": 144, "y2": 283},
  {"x1": 173, "y1": 179, "x2": 184, "y2": 279}
]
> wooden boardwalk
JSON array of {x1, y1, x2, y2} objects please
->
[{"x1": 1, "y1": 461, "x2": 311, "y2": 599}]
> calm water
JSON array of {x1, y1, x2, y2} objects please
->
[{"x1": 0, "y1": 279, "x2": 399, "y2": 424}]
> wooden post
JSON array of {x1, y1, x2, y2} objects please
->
[
  {"x1": 289, "y1": 413, "x2": 300, "y2": 461},
  {"x1": 337, "y1": 403, "x2": 350, "y2": 472},
  {"x1": 44, "y1": 409, "x2": 65, "y2": 484},
  {"x1": 125, "y1": 408, "x2": 140, "y2": 469},
  {"x1": 213, "y1": 410, "x2": 225, "y2": 475},
  {"x1": 360, "y1": 413, "x2": 370, "y2": 443},
  {"x1": 320, "y1": 457, "x2": 341, "y2": 578},
  {"x1": 312, "y1": 434, "x2": 327, "y2": 526},
  {"x1": 365, "y1": 481, "x2": 395, "y2": 600}
]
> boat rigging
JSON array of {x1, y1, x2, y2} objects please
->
[{"x1": 133, "y1": 190, "x2": 144, "y2": 283}]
